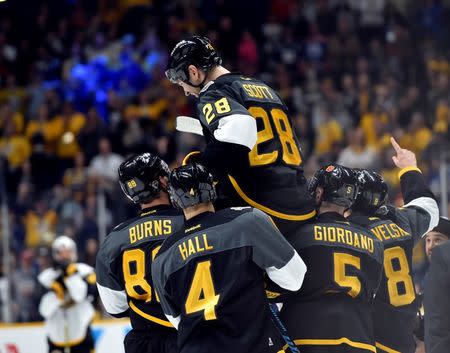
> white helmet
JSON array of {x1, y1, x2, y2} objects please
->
[{"x1": 52, "y1": 236, "x2": 78, "y2": 263}]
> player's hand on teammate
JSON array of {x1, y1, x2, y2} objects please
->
[{"x1": 391, "y1": 137, "x2": 417, "y2": 169}]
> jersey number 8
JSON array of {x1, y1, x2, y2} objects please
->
[
  {"x1": 123, "y1": 246, "x2": 161, "y2": 303},
  {"x1": 384, "y1": 246, "x2": 415, "y2": 307}
]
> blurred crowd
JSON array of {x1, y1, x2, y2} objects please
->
[{"x1": 0, "y1": 0, "x2": 449, "y2": 322}]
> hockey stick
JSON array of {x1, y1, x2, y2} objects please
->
[
  {"x1": 176, "y1": 116, "x2": 204, "y2": 136},
  {"x1": 269, "y1": 303, "x2": 300, "y2": 353}
]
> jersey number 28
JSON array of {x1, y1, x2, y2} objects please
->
[{"x1": 248, "y1": 106, "x2": 302, "y2": 167}]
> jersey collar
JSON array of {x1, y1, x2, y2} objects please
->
[
  {"x1": 199, "y1": 80, "x2": 214, "y2": 93},
  {"x1": 199, "y1": 72, "x2": 241, "y2": 94},
  {"x1": 184, "y1": 211, "x2": 215, "y2": 227},
  {"x1": 139, "y1": 204, "x2": 174, "y2": 217},
  {"x1": 317, "y1": 211, "x2": 347, "y2": 223}
]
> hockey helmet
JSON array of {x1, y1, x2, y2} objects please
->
[
  {"x1": 353, "y1": 169, "x2": 388, "y2": 214},
  {"x1": 118, "y1": 153, "x2": 170, "y2": 204},
  {"x1": 52, "y1": 235, "x2": 77, "y2": 263},
  {"x1": 168, "y1": 163, "x2": 217, "y2": 209},
  {"x1": 308, "y1": 164, "x2": 359, "y2": 208},
  {"x1": 165, "y1": 36, "x2": 222, "y2": 85}
]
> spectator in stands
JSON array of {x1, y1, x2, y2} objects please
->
[
  {"x1": 54, "y1": 102, "x2": 86, "y2": 166},
  {"x1": 88, "y1": 137, "x2": 124, "y2": 188},
  {"x1": 23, "y1": 198, "x2": 57, "y2": 248},
  {"x1": 63, "y1": 152, "x2": 88, "y2": 203},
  {"x1": 0, "y1": 119, "x2": 30, "y2": 191},
  {"x1": 314, "y1": 104, "x2": 343, "y2": 160},
  {"x1": 337, "y1": 127, "x2": 378, "y2": 169},
  {"x1": 11, "y1": 249, "x2": 40, "y2": 322},
  {"x1": 77, "y1": 107, "x2": 105, "y2": 163}
]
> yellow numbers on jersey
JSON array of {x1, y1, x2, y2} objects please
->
[
  {"x1": 185, "y1": 260, "x2": 220, "y2": 320},
  {"x1": 248, "y1": 107, "x2": 278, "y2": 165},
  {"x1": 202, "y1": 97, "x2": 231, "y2": 124},
  {"x1": 384, "y1": 246, "x2": 415, "y2": 307},
  {"x1": 123, "y1": 247, "x2": 161, "y2": 303},
  {"x1": 272, "y1": 109, "x2": 302, "y2": 165},
  {"x1": 248, "y1": 106, "x2": 302, "y2": 167},
  {"x1": 333, "y1": 252, "x2": 361, "y2": 298}
]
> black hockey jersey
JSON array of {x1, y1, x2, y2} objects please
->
[
  {"x1": 280, "y1": 212, "x2": 384, "y2": 353},
  {"x1": 96, "y1": 205, "x2": 184, "y2": 333},
  {"x1": 349, "y1": 168, "x2": 439, "y2": 353},
  {"x1": 152, "y1": 207, "x2": 306, "y2": 353},
  {"x1": 195, "y1": 73, "x2": 316, "y2": 234}
]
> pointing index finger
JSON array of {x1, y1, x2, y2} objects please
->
[{"x1": 390, "y1": 137, "x2": 402, "y2": 153}]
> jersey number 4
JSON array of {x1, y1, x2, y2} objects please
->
[
  {"x1": 185, "y1": 260, "x2": 220, "y2": 320},
  {"x1": 248, "y1": 106, "x2": 302, "y2": 167},
  {"x1": 123, "y1": 247, "x2": 161, "y2": 303}
]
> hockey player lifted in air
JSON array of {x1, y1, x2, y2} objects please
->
[{"x1": 166, "y1": 36, "x2": 316, "y2": 237}]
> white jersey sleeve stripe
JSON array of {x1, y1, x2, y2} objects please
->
[
  {"x1": 266, "y1": 251, "x2": 307, "y2": 291},
  {"x1": 96, "y1": 282, "x2": 129, "y2": 315},
  {"x1": 213, "y1": 114, "x2": 257, "y2": 150},
  {"x1": 404, "y1": 196, "x2": 440, "y2": 235}
]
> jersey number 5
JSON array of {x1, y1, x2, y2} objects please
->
[
  {"x1": 185, "y1": 260, "x2": 220, "y2": 320},
  {"x1": 123, "y1": 246, "x2": 161, "y2": 303},
  {"x1": 248, "y1": 106, "x2": 302, "y2": 167},
  {"x1": 334, "y1": 252, "x2": 361, "y2": 298}
]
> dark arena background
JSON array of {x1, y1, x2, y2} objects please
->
[{"x1": 0, "y1": 0, "x2": 449, "y2": 352}]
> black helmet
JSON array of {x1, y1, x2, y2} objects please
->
[
  {"x1": 118, "y1": 153, "x2": 170, "y2": 203},
  {"x1": 353, "y1": 169, "x2": 388, "y2": 214},
  {"x1": 308, "y1": 164, "x2": 359, "y2": 208},
  {"x1": 168, "y1": 163, "x2": 217, "y2": 209},
  {"x1": 165, "y1": 36, "x2": 222, "y2": 86}
]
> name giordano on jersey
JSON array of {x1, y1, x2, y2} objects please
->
[{"x1": 314, "y1": 225, "x2": 375, "y2": 253}]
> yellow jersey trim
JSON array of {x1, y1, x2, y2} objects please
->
[
  {"x1": 66, "y1": 263, "x2": 78, "y2": 276},
  {"x1": 51, "y1": 335, "x2": 86, "y2": 348},
  {"x1": 182, "y1": 151, "x2": 201, "y2": 166},
  {"x1": 129, "y1": 301, "x2": 174, "y2": 328},
  {"x1": 398, "y1": 166, "x2": 421, "y2": 179},
  {"x1": 375, "y1": 341, "x2": 401, "y2": 353},
  {"x1": 283, "y1": 338, "x2": 376, "y2": 352},
  {"x1": 86, "y1": 273, "x2": 97, "y2": 285},
  {"x1": 51, "y1": 281, "x2": 65, "y2": 301},
  {"x1": 228, "y1": 175, "x2": 317, "y2": 221}
]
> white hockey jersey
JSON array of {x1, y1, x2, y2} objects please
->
[{"x1": 38, "y1": 263, "x2": 96, "y2": 346}]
